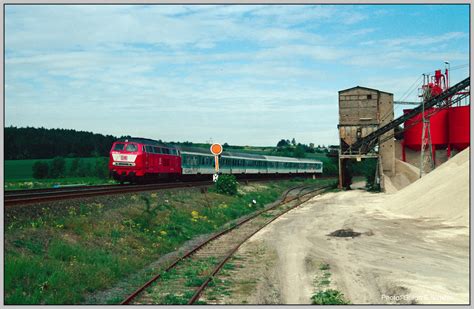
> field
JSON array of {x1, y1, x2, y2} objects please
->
[{"x1": 4, "y1": 157, "x2": 113, "y2": 190}]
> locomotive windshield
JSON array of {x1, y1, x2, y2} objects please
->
[
  {"x1": 113, "y1": 143, "x2": 125, "y2": 151},
  {"x1": 125, "y1": 143, "x2": 138, "y2": 152}
]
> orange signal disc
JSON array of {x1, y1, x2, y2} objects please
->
[{"x1": 210, "y1": 143, "x2": 223, "y2": 155}]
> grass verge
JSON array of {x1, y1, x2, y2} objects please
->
[{"x1": 5, "y1": 177, "x2": 336, "y2": 304}]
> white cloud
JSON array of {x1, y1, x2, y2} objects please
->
[{"x1": 5, "y1": 4, "x2": 470, "y2": 146}]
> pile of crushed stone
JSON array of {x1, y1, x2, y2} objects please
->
[{"x1": 385, "y1": 147, "x2": 469, "y2": 226}]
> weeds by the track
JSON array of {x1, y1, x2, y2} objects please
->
[
  {"x1": 311, "y1": 263, "x2": 349, "y2": 305},
  {"x1": 5, "y1": 177, "x2": 335, "y2": 304}
]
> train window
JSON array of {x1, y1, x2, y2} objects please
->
[
  {"x1": 170, "y1": 149, "x2": 177, "y2": 155},
  {"x1": 125, "y1": 143, "x2": 138, "y2": 152},
  {"x1": 145, "y1": 145, "x2": 152, "y2": 153},
  {"x1": 113, "y1": 143, "x2": 125, "y2": 151},
  {"x1": 151, "y1": 147, "x2": 158, "y2": 154},
  {"x1": 162, "y1": 148, "x2": 170, "y2": 155}
]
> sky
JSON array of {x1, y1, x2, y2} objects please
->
[{"x1": 5, "y1": 4, "x2": 470, "y2": 146}]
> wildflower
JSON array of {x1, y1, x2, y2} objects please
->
[
  {"x1": 191, "y1": 210, "x2": 199, "y2": 218},
  {"x1": 160, "y1": 230, "x2": 167, "y2": 236},
  {"x1": 252, "y1": 199, "x2": 257, "y2": 204}
]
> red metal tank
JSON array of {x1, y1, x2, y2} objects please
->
[
  {"x1": 403, "y1": 108, "x2": 449, "y2": 151},
  {"x1": 448, "y1": 106, "x2": 470, "y2": 150}
]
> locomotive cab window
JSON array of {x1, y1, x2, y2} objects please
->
[
  {"x1": 125, "y1": 143, "x2": 138, "y2": 152},
  {"x1": 113, "y1": 143, "x2": 125, "y2": 151}
]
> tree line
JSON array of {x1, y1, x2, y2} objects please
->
[{"x1": 5, "y1": 126, "x2": 119, "y2": 160}]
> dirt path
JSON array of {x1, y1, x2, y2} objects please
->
[{"x1": 216, "y1": 190, "x2": 469, "y2": 304}]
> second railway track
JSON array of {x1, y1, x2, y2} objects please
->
[{"x1": 121, "y1": 184, "x2": 331, "y2": 305}]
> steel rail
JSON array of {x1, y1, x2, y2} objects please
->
[
  {"x1": 5, "y1": 175, "x2": 332, "y2": 207},
  {"x1": 119, "y1": 185, "x2": 305, "y2": 305},
  {"x1": 187, "y1": 185, "x2": 329, "y2": 304},
  {"x1": 4, "y1": 181, "x2": 213, "y2": 207},
  {"x1": 120, "y1": 184, "x2": 331, "y2": 305}
]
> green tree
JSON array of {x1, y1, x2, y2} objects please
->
[
  {"x1": 49, "y1": 157, "x2": 66, "y2": 178},
  {"x1": 32, "y1": 161, "x2": 49, "y2": 179},
  {"x1": 69, "y1": 157, "x2": 80, "y2": 176},
  {"x1": 293, "y1": 145, "x2": 306, "y2": 158},
  {"x1": 77, "y1": 160, "x2": 93, "y2": 177},
  {"x1": 277, "y1": 139, "x2": 290, "y2": 148}
]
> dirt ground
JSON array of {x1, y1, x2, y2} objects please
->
[{"x1": 216, "y1": 188, "x2": 469, "y2": 304}]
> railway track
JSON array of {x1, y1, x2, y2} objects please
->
[
  {"x1": 4, "y1": 175, "x2": 332, "y2": 207},
  {"x1": 121, "y1": 184, "x2": 330, "y2": 305},
  {"x1": 4, "y1": 181, "x2": 211, "y2": 207}
]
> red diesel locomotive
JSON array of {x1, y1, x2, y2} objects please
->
[{"x1": 109, "y1": 138, "x2": 181, "y2": 183}]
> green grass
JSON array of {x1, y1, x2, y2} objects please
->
[
  {"x1": 5, "y1": 157, "x2": 103, "y2": 181},
  {"x1": 5, "y1": 178, "x2": 335, "y2": 304},
  {"x1": 311, "y1": 262, "x2": 349, "y2": 305},
  {"x1": 5, "y1": 177, "x2": 116, "y2": 190},
  {"x1": 4, "y1": 157, "x2": 113, "y2": 190},
  {"x1": 319, "y1": 263, "x2": 330, "y2": 271}
]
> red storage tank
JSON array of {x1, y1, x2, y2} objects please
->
[
  {"x1": 448, "y1": 106, "x2": 470, "y2": 150},
  {"x1": 403, "y1": 108, "x2": 449, "y2": 151}
]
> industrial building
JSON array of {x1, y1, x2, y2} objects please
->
[{"x1": 337, "y1": 86, "x2": 395, "y2": 188}]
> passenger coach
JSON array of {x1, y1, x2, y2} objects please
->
[
  {"x1": 109, "y1": 138, "x2": 323, "y2": 183},
  {"x1": 180, "y1": 147, "x2": 323, "y2": 175}
]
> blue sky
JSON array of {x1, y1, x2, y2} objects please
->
[{"x1": 5, "y1": 4, "x2": 470, "y2": 146}]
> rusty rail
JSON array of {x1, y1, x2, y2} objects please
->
[
  {"x1": 121, "y1": 184, "x2": 331, "y2": 305},
  {"x1": 5, "y1": 175, "x2": 332, "y2": 207}
]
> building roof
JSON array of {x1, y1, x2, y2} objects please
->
[{"x1": 339, "y1": 86, "x2": 393, "y2": 95}]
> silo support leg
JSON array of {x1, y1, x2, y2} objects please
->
[{"x1": 338, "y1": 157, "x2": 344, "y2": 189}]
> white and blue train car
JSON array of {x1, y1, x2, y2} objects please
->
[{"x1": 179, "y1": 147, "x2": 323, "y2": 176}]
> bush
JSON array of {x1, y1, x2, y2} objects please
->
[
  {"x1": 214, "y1": 174, "x2": 238, "y2": 196},
  {"x1": 49, "y1": 157, "x2": 66, "y2": 178},
  {"x1": 77, "y1": 160, "x2": 93, "y2": 177},
  {"x1": 311, "y1": 289, "x2": 348, "y2": 305},
  {"x1": 94, "y1": 157, "x2": 109, "y2": 179},
  {"x1": 69, "y1": 157, "x2": 80, "y2": 176},
  {"x1": 32, "y1": 161, "x2": 49, "y2": 179}
]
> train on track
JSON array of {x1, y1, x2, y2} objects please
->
[{"x1": 109, "y1": 138, "x2": 323, "y2": 183}]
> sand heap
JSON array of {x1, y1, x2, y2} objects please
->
[{"x1": 385, "y1": 147, "x2": 469, "y2": 227}]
